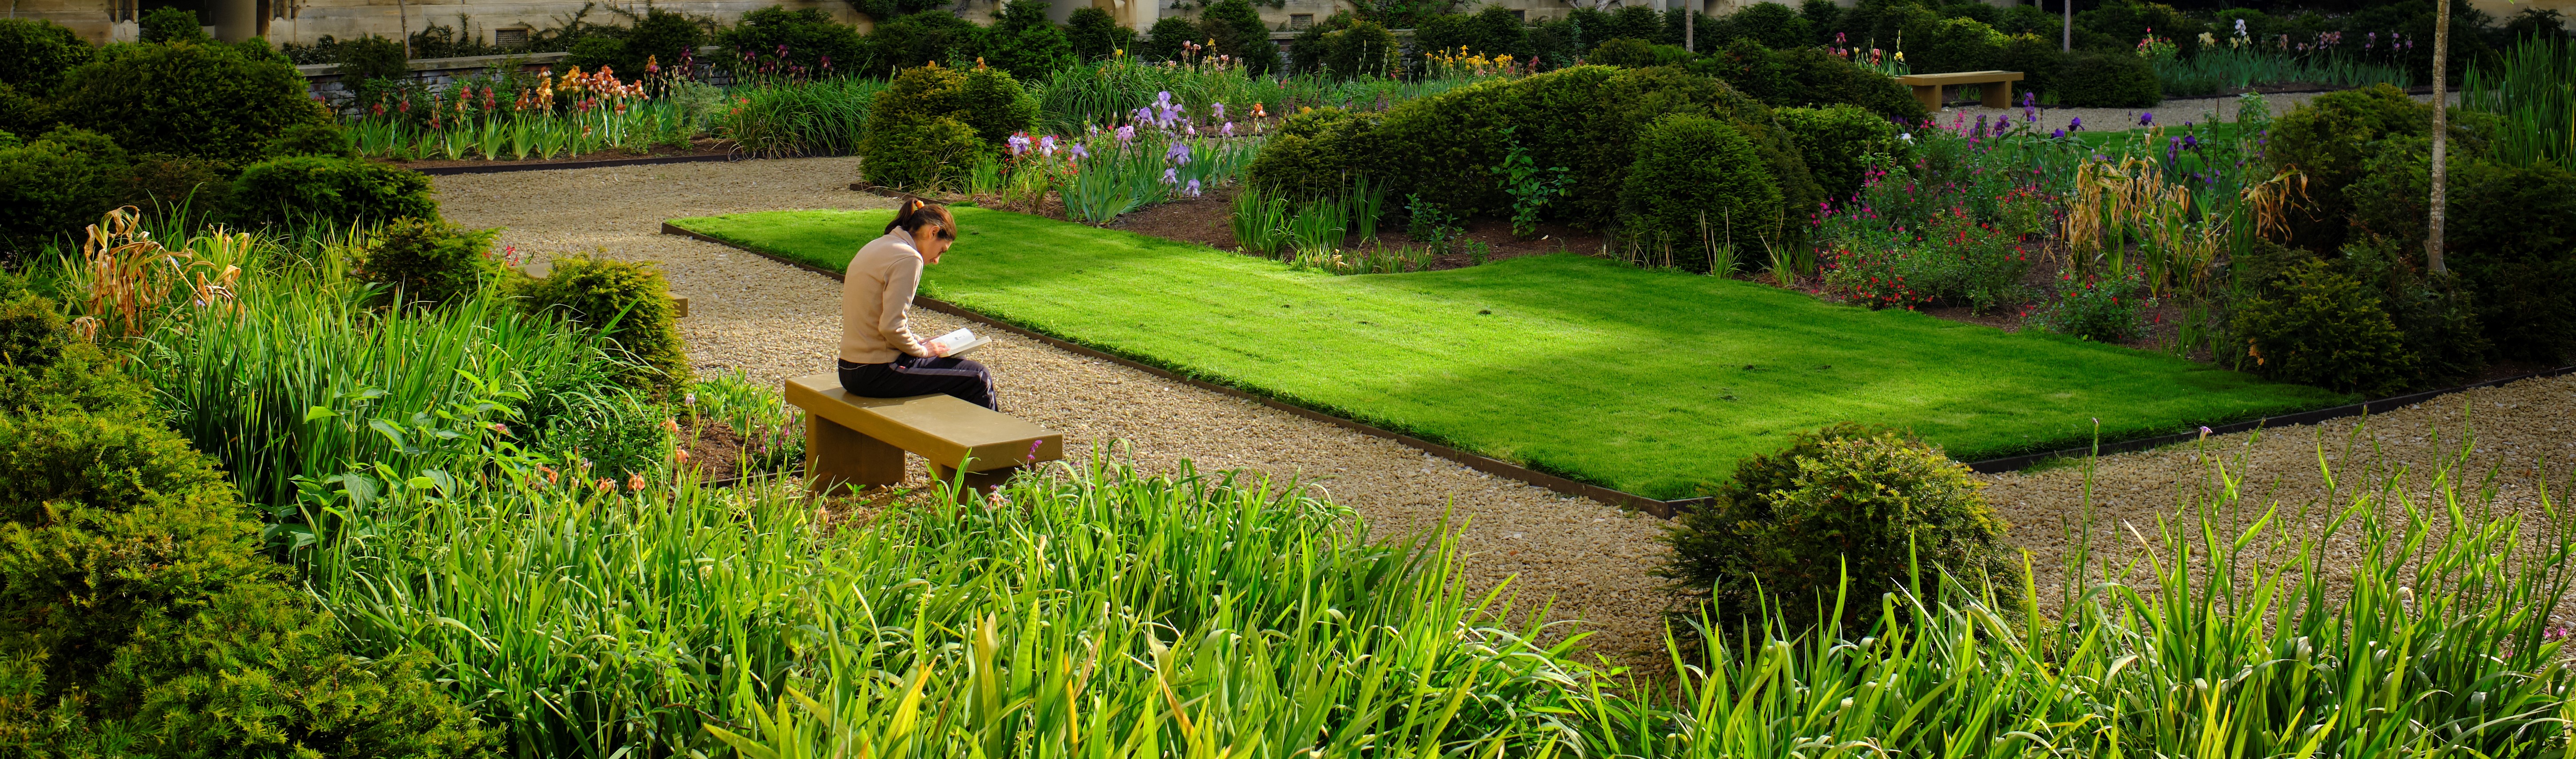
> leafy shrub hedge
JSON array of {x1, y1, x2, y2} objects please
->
[
  {"x1": 1776, "y1": 103, "x2": 1904, "y2": 202},
  {"x1": 718, "y1": 6, "x2": 867, "y2": 75},
  {"x1": 2052, "y1": 50, "x2": 2161, "y2": 108},
  {"x1": 2268, "y1": 84, "x2": 2459, "y2": 254},
  {"x1": 2340, "y1": 136, "x2": 2576, "y2": 366},
  {"x1": 1662, "y1": 423, "x2": 2016, "y2": 629},
  {"x1": 1779, "y1": 46, "x2": 1925, "y2": 123},
  {"x1": 333, "y1": 34, "x2": 409, "y2": 83},
  {"x1": 1618, "y1": 114, "x2": 1780, "y2": 272},
  {"x1": 232, "y1": 154, "x2": 437, "y2": 226},
  {"x1": 1064, "y1": 7, "x2": 1134, "y2": 61},
  {"x1": 357, "y1": 217, "x2": 502, "y2": 307},
  {"x1": 0, "y1": 19, "x2": 93, "y2": 93},
  {"x1": 56, "y1": 38, "x2": 331, "y2": 164},
  {"x1": 860, "y1": 11, "x2": 984, "y2": 76},
  {"x1": 858, "y1": 63, "x2": 1034, "y2": 189},
  {"x1": 1589, "y1": 37, "x2": 1691, "y2": 67},
  {"x1": 1199, "y1": 0, "x2": 1276, "y2": 75},
  {"x1": 135, "y1": 6, "x2": 207, "y2": 43},
  {"x1": 1138, "y1": 16, "x2": 1200, "y2": 63},
  {"x1": 0, "y1": 295, "x2": 494, "y2": 757},
  {"x1": 518, "y1": 253, "x2": 691, "y2": 397},
  {"x1": 0, "y1": 128, "x2": 233, "y2": 257},
  {"x1": 981, "y1": 0, "x2": 1074, "y2": 82},
  {"x1": 2231, "y1": 259, "x2": 2416, "y2": 396},
  {"x1": 1410, "y1": 7, "x2": 1530, "y2": 60}
]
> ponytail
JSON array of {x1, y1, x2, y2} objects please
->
[{"x1": 885, "y1": 197, "x2": 957, "y2": 241}]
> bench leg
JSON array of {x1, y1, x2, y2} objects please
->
[
  {"x1": 1982, "y1": 80, "x2": 2011, "y2": 109},
  {"x1": 1912, "y1": 84, "x2": 1942, "y2": 114},
  {"x1": 929, "y1": 464, "x2": 1021, "y2": 499},
  {"x1": 803, "y1": 410, "x2": 905, "y2": 497}
]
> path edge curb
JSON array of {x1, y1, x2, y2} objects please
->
[
  {"x1": 1962, "y1": 365, "x2": 2576, "y2": 473},
  {"x1": 660, "y1": 220, "x2": 1689, "y2": 518},
  {"x1": 412, "y1": 153, "x2": 739, "y2": 176}
]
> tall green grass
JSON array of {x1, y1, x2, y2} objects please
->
[
  {"x1": 1596, "y1": 429, "x2": 2576, "y2": 757},
  {"x1": 2466, "y1": 36, "x2": 2576, "y2": 170},
  {"x1": 2156, "y1": 47, "x2": 2415, "y2": 98},
  {"x1": 724, "y1": 78, "x2": 888, "y2": 158},
  {"x1": 301, "y1": 454, "x2": 1591, "y2": 758},
  {"x1": 1028, "y1": 59, "x2": 1509, "y2": 136}
]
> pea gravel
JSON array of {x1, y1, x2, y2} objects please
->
[{"x1": 435, "y1": 157, "x2": 2576, "y2": 656}]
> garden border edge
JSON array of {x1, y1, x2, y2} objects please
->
[
  {"x1": 409, "y1": 153, "x2": 739, "y2": 176},
  {"x1": 659, "y1": 220, "x2": 1691, "y2": 519},
  {"x1": 1962, "y1": 364, "x2": 2576, "y2": 473}
]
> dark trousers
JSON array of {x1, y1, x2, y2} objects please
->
[{"x1": 838, "y1": 355, "x2": 997, "y2": 411}]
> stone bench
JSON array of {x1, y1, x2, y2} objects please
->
[
  {"x1": 784, "y1": 374, "x2": 1063, "y2": 497},
  {"x1": 1896, "y1": 71, "x2": 2026, "y2": 112}
]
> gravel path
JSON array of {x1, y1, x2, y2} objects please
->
[
  {"x1": 435, "y1": 156, "x2": 2572, "y2": 656},
  {"x1": 433, "y1": 158, "x2": 1679, "y2": 657}
]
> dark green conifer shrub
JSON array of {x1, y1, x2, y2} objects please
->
[
  {"x1": 516, "y1": 252, "x2": 691, "y2": 397},
  {"x1": 2053, "y1": 51, "x2": 2160, "y2": 108},
  {"x1": 2230, "y1": 259, "x2": 2417, "y2": 396},
  {"x1": 1200, "y1": 0, "x2": 1275, "y2": 75},
  {"x1": 0, "y1": 19, "x2": 94, "y2": 93},
  {"x1": 1065, "y1": 7, "x2": 1134, "y2": 61},
  {"x1": 1776, "y1": 102, "x2": 1904, "y2": 202},
  {"x1": 231, "y1": 155, "x2": 436, "y2": 226},
  {"x1": 1618, "y1": 113, "x2": 1781, "y2": 273},
  {"x1": 334, "y1": 34, "x2": 411, "y2": 83},
  {"x1": 56, "y1": 37, "x2": 332, "y2": 164},
  {"x1": 1662, "y1": 423, "x2": 2016, "y2": 629},
  {"x1": 982, "y1": 0, "x2": 1075, "y2": 82},
  {"x1": 136, "y1": 6, "x2": 209, "y2": 44},
  {"x1": 356, "y1": 217, "x2": 503, "y2": 307},
  {"x1": 857, "y1": 64, "x2": 1032, "y2": 189}
]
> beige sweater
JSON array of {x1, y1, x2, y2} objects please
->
[{"x1": 839, "y1": 228, "x2": 932, "y2": 363}]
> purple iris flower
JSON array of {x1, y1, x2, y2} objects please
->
[
  {"x1": 1221, "y1": 121, "x2": 1235, "y2": 137},
  {"x1": 1165, "y1": 142, "x2": 1191, "y2": 165},
  {"x1": 2052, "y1": 128, "x2": 2066, "y2": 138},
  {"x1": 2139, "y1": 111, "x2": 2154, "y2": 126},
  {"x1": 1115, "y1": 125, "x2": 1134, "y2": 145},
  {"x1": 1039, "y1": 134, "x2": 1058, "y2": 155},
  {"x1": 1070, "y1": 143, "x2": 1089, "y2": 159},
  {"x1": 1185, "y1": 178, "x2": 1202, "y2": 196},
  {"x1": 1162, "y1": 167, "x2": 1178, "y2": 185},
  {"x1": 1213, "y1": 102, "x2": 1226, "y2": 119},
  {"x1": 2069, "y1": 116, "x2": 2083, "y2": 131}
]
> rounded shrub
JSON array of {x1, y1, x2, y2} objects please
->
[
  {"x1": 265, "y1": 121, "x2": 358, "y2": 157},
  {"x1": 516, "y1": 252, "x2": 691, "y2": 397},
  {"x1": 858, "y1": 63, "x2": 1033, "y2": 189},
  {"x1": 2053, "y1": 51, "x2": 2160, "y2": 108},
  {"x1": 1139, "y1": 15, "x2": 1201, "y2": 63},
  {"x1": 1200, "y1": 0, "x2": 1275, "y2": 75},
  {"x1": 0, "y1": 128, "x2": 134, "y2": 256},
  {"x1": 1588, "y1": 37, "x2": 1690, "y2": 67},
  {"x1": 1778, "y1": 46, "x2": 1925, "y2": 123},
  {"x1": 1730, "y1": 1, "x2": 1812, "y2": 50},
  {"x1": 231, "y1": 155, "x2": 436, "y2": 226},
  {"x1": 57, "y1": 38, "x2": 332, "y2": 164},
  {"x1": 356, "y1": 217, "x2": 503, "y2": 307},
  {"x1": 2268, "y1": 83, "x2": 2440, "y2": 252},
  {"x1": 1320, "y1": 18, "x2": 1401, "y2": 79},
  {"x1": 984, "y1": 0, "x2": 1075, "y2": 82},
  {"x1": 857, "y1": 11, "x2": 982, "y2": 76},
  {"x1": 0, "y1": 18, "x2": 94, "y2": 93},
  {"x1": 1245, "y1": 107, "x2": 1383, "y2": 198},
  {"x1": 2231, "y1": 259, "x2": 2417, "y2": 396},
  {"x1": 1065, "y1": 6, "x2": 1134, "y2": 61},
  {"x1": 1908, "y1": 16, "x2": 2005, "y2": 75},
  {"x1": 1996, "y1": 33, "x2": 2063, "y2": 102},
  {"x1": 1617, "y1": 113, "x2": 1781, "y2": 273},
  {"x1": 1661, "y1": 423, "x2": 2016, "y2": 629},
  {"x1": 136, "y1": 6, "x2": 208, "y2": 44},
  {"x1": 1776, "y1": 103, "x2": 1904, "y2": 202},
  {"x1": 718, "y1": 7, "x2": 867, "y2": 75}
]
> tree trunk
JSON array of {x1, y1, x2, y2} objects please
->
[
  {"x1": 2427, "y1": 0, "x2": 2451, "y2": 275},
  {"x1": 398, "y1": 0, "x2": 411, "y2": 59},
  {"x1": 1685, "y1": 0, "x2": 1695, "y2": 53},
  {"x1": 2062, "y1": 0, "x2": 2072, "y2": 52}
]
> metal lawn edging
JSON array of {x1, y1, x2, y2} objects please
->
[
  {"x1": 1964, "y1": 364, "x2": 2576, "y2": 473},
  {"x1": 660, "y1": 221, "x2": 1691, "y2": 518},
  {"x1": 413, "y1": 153, "x2": 737, "y2": 176}
]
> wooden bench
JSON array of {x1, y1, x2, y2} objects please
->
[
  {"x1": 784, "y1": 374, "x2": 1063, "y2": 497},
  {"x1": 1895, "y1": 71, "x2": 2026, "y2": 112}
]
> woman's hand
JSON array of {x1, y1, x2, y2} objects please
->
[{"x1": 927, "y1": 342, "x2": 950, "y2": 358}]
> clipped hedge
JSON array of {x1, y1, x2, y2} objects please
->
[
  {"x1": 1777, "y1": 102, "x2": 1905, "y2": 202},
  {"x1": 1617, "y1": 113, "x2": 1781, "y2": 272},
  {"x1": 2053, "y1": 51, "x2": 2160, "y2": 108},
  {"x1": 232, "y1": 154, "x2": 437, "y2": 226},
  {"x1": 857, "y1": 63, "x2": 1034, "y2": 189},
  {"x1": 56, "y1": 38, "x2": 331, "y2": 165},
  {"x1": 0, "y1": 18, "x2": 93, "y2": 93}
]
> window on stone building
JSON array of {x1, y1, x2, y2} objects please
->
[
  {"x1": 494, "y1": 28, "x2": 530, "y2": 50},
  {"x1": 1290, "y1": 13, "x2": 1312, "y2": 28},
  {"x1": 1512, "y1": 9, "x2": 1525, "y2": 20}
]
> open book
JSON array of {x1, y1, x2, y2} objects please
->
[{"x1": 927, "y1": 327, "x2": 991, "y2": 358}]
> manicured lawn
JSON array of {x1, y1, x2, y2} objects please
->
[{"x1": 672, "y1": 208, "x2": 2347, "y2": 499}]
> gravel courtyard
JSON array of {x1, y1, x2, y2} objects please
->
[{"x1": 437, "y1": 156, "x2": 2574, "y2": 657}]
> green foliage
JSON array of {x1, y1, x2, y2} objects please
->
[
  {"x1": 860, "y1": 116, "x2": 985, "y2": 189},
  {"x1": 136, "y1": 6, "x2": 208, "y2": 44},
  {"x1": 2053, "y1": 50, "x2": 2160, "y2": 108},
  {"x1": 0, "y1": 82, "x2": 51, "y2": 139},
  {"x1": 860, "y1": 11, "x2": 983, "y2": 75},
  {"x1": 0, "y1": 128, "x2": 131, "y2": 257},
  {"x1": 357, "y1": 217, "x2": 503, "y2": 307},
  {"x1": 1618, "y1": 114, "x2": 1779, "y2": 272},
  {"x1": 1245, "y1": 107, "x2": 1381, "y2": 198},
  {"x1": 843, "y1": 0, "x2": 952, "y2": 23},
  {"x1": 56, "y1": 38, "x2": 332, "y2": 164},
  {"x1": 854, "y1": 62, "x2": 1031, "y2": 189},
  {"x1": 1731, "y1": 1, "x2": 1812, "y2": 50},
  {"x1": 982, "y1": 0, "x2": 1075, "y2": 82},
  {"x1": 1200, "y1": 0, "x2": 1276, "y2": 75},
  {"x1": 1064, "y1": 6, "x2": 1134, "y2": 61},
  {"x1": 1908, "y1": 15, "x2": 2005, "y2": 74},
  {"x1": 266, "y1": 121, "x2": 357, "y2": 158},
  {"x1": 1588, "y1": 37, "x2": 1691, "y2": 67},
  {"x1": 1777, "y1": 103, "x2": 1902, "y2": 202},
  {"x1": 516, "y1": 253, "x2": 691, "y2": 397},
  {"x1": 2270, "y1": 84, "x2": 2486, "y2": 254},
  {"x1": 332, "y1": 34, "x2": 409, "y2": 83},
  {"x1": 1996, "y1": 32, "x2": 2064, "y2": 101},
  {"x1": 624, "y1": 8, "x2": 706, "y2": 71},
  {"x1": 1411, "y1": 7, "x2": 1529, "y2": 60},
  {"x1": 1691, "y1": 38, "x2": 1790, "y2": 102},
  {"x1": 2345, "y1": 137, "x2": 2576, "y2": 364},
  {"x1": 717, "y1": 7, "x2": 866, "y2": 75},
  {"x1": 0, "y1": 19, "x2": 93, "y2": 93},
  {"x1": 2035, "y1": 269, "x2": 2148, "y2": 343},
  {"x1": 2231, "y1": 259, "x2": 2416, "y2": 396},
  {"x1": 1779, "y1": 46, "x2": 1926, "y2": 122},
  {"x1": 0, "y1": 306, "x2": 495, "y2": 757},
  {"x1": 564, "y1": 35, "x2": 632, "y2": 73},
  {"x1": 1139, "y1": 15, "x2": 1201, "y2": 63},
  {"x1": 232, "y1": 155, "x2": 436, "y2": 227},
  {"x1": 1320, "y1": 18, "x2": 1400, "y2": 80},
  {"x1": 1662, "y1": 423, "x2": 2015, "y2": 629}
]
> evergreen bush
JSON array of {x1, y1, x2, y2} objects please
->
[
  {"x1": 56, "y1": 37, "x2": 332, "y2": 164},
  {"x1": 1588, "y1": 37, "x2": 1691, "y2": 67},
  {"x1": 1320, "y1": 19, "x2": 1401, "y2": 79},
  {"x1": 231, "y1": 154, "x2": 436, "y2": 226},
  {"x1": 333, "y1": 34, "x2": 410, "y2": 83},
  {"x1": 718, "y1": 7, "x2": 866, "y2": 75},
  {"x1": 1779, "y1": 46, "x2": 1925, "y2": 122},
  {"x1": 136, "y1": 6, "x2": 208, "y2": 44},
  {"x1": 2230, "y1": 259, "x2": 2416, "y2": 396},
  {"x1": 1065, "y1": 6, "x2": 1134, "y2": 61},
  {"x1": 1661, "y1": 423, "x2": 2015, "y2": 629},
  {"x1": 857, "y1": 63, "x2": 1030, "y2": 189},
  {"x1": 2052, "y1": 50, "x2": 2160, "y2": 108},
  {"x1": 861, "y1": 11, "x2": 983, "y2": 75},
  {"x1": 1201, "y1": 0, "x2": 1276, "y2": 75},
  {"x1": 981, "y1": 0, "x2": 1074, "y2": 82},
  {"x1": 1140, "y1": 16, "x2": 1200, "y2": 63},
  {"x1": 517, "y1": 252, "x2": 691, "y2": 397},
  {"x1": 356, "y1": 217, "x2": 503, "y2": 307},
  {"x1": 0, "y1": 128, "x2": 133, "y2": 256},
  {"x1": 265, "y1": 121, "x2": 358, "y2": 157},
  {"x1": 0, "y1": 19, "x2": 94, "y2": 93},
  {"x1": 1731, "y1": 1, "x2": 1812, "y2": 49},
  {"x1": 1776, "y1": 102, "x2": 1904, "y2": 202},
  {"x1": 1617, "y1": 113, "x2": 1781, "y2": 273}
]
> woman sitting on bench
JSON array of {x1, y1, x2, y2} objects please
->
[{"x1": 837, "y1": 198, "x2": 998, "y2": 410}]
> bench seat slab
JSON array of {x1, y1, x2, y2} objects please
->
[{"x1": 786, "y1": 374, "x2": 1066, "y2": 495}]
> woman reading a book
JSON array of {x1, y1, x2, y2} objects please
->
[{"x1": 837, "y1": 198, "x2": 998, "y2": 410}]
